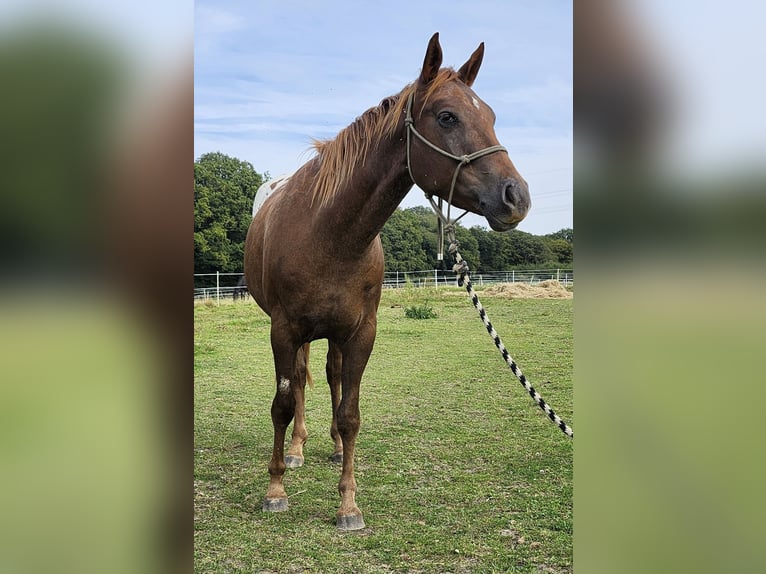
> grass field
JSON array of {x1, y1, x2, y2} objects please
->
[{"x1": 194, "y1": 287, "x2": 573, "y2": 573}]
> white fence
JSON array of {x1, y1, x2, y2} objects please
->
[
  {"x1": 381, "y1": 268, "x2": 573, "y2": 289},
  {"x1": 193, "y1": 272, "x2": 246, "y2": 302},
  {"x1": 194, "y1": 269, "x2": 573, "y2": 302}
]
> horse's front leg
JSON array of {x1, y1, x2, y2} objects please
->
[
  {"x1": 262, "y1": 322, "x2": 299, "y2": 513},
  {"x1": 334, "y1": 321, "x2": 376, "y2": 530}
]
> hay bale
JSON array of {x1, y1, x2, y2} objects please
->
[{"x1": 483, "y1": 280, "x2": 572, "y2": 299}]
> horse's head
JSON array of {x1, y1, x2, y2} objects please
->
[{"x1": 406, "y1": 33, "x2": 530, "y2": 231}]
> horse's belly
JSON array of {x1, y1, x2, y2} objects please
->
[{"x1": 268, "y1": 264, "x2": 382, "y2": 341}]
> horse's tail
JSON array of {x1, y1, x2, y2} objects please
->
[
  {"x1": 302, "y1": 342, "x2": 314, "y2": 389},
  {"x1": 306, "y1": 367, "x2": 314, "y2": 388}
]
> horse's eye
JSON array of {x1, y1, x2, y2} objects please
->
[{"x1": 438, "y1": 111, "x2": 458, "y2": 127}]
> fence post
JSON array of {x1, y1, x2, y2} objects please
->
[
  {"x1": 216, "y1": 271, "x2": 220, "y2": 306},
  {"x1": 557, "y1": 268, "x2": 560, "y2": 282}
]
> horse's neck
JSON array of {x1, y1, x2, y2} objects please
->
[{"x1": 317, "y1": 136, "x2": 413, "y2": 253}]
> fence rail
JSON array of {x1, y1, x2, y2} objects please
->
[
  {"x1": 193, "y1": 269, "x2": 573, "y2": 302},
  {"x1": 380, "y1": 268, "x2": 573, "y2": 289}
]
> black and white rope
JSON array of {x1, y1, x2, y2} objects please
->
[
  {"x1": 402, "y1": 90, "x2": 572, "y2": 438},
  {"x1": 447, "y1": 229, "x2": 574, "y2": 439}
]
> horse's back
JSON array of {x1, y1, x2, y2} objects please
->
[{"x1": 252, "y1": 174, "x2": 291, "y2": 218}]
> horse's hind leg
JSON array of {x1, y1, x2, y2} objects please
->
[
  {"x1": 326, "y1": 342, "x2": 344, "y2": 463},
  {"x1": 262, "y1": 323, "x2": 299, "y2": 513},
  {"x1": 285, "y1": 343, "x2": 311, "y2": 468}
]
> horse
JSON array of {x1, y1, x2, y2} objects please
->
[
  {"x1": 232, "y1": 275, "x2": 249, "y2": 301},
  {"x1": 244, "y1": 32, "x2": 530, "y2": 530}
]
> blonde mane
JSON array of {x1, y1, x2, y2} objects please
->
[{"x1": 310, "y1": 68, "x2": 460, "y2": 206}]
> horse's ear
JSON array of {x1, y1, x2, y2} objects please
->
[
  {"x1": 419, "y1": 32, "x2": 443, "y2": 85},
  {"x1": 457, "y1": 42, "x2": 484, "y2": 87}
]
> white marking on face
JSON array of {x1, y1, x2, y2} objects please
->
[
  {"x1": 278, "y1": 377, "x2": 291, "y2": 394},
  {"x1": 472, "y1": 97, "x2": 480, "y2": 110}
]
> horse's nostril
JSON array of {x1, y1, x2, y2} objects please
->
[
  {"x1": 504, "y1": 180, "x2": 520, "y2": 205},
  {"x1": 504, "y1": 179, "x2": 530, "y2": 211},
  {"x1": 504, "y1": 182, "x2": 514, "y2": 205}
]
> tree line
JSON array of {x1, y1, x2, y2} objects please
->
[{"x1": 194, "y1": 152, "x2": 572, "y2": 275}]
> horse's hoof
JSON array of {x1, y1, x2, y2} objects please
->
[
  {"x1": 262, "y1": 497, "x2": 289, "y2": 512},
  {"x1": 285, "y1": 455, "x2": 304, "y2": 469},
  {"x1": 336, "y1": 513, "x2": 365, "y2": 531},
  {"x1": 330, "y1": 452, "x2": 344, "y2": 464}
]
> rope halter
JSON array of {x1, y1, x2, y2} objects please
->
[{"x1": 403, "y1": 91, "x2": 508, "y2": 259}]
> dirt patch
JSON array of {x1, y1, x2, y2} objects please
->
[{"x1": 482, "y1": 280, "x2": 573, "y2": 299}]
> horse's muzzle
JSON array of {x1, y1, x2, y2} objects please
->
[{"x1": 482, "y1": 176, "x2": 530, "y2": 231}]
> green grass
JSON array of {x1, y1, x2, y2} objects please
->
[
  {"x1": 404, "y1": 301, "x2": 438, "y2": 319},
  {"x1": 195, "y1": 287, "x2": 573, "y2": 573}
]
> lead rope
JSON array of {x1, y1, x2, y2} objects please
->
[
  {"x1": 445, "y1": 224, "x2": 574, "y2": 439},
  {"x1": 403, "y1": 91, "x2": 573, "y2": 438}
]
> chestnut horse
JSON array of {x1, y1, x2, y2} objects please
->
[{"x1": 244, "y1": 33, "x2": 530, "y2": 530}]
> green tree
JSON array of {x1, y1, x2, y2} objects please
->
[
  {"x1": 546, "y1": 227, "x2": 574, "y2": 243},
  {"x1": 543, "y1": 228, "x2": 573, "y2": 265},
  {"x1": 470, "y1": 227, "x2": 560, "y2": 270},
  {"x1": 194, "y1": 152, "x2": 266, "y2": 273},
  {"x1": 545, "y1": 238, "x2": 573, "y2": 265},
  {"x1": 380, "y1": 207, "x2": 482, "y2": 271},
  {"x1": 471, "y1": 227, "x2": 511, "y2": 271},
  {"x1": 506, "y1": 231, "x2": 554, "y2": 266},
  {"x1": 408, "y1": 206, "x2": 440, "y2": 267},
  {"x1": 379, "y1": 209, "x2": 431, "y2": 271}
]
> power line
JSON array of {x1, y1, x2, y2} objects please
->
[
  {"x1": 525, "y1": 166, "x2": 573, "y2": 176},
  {"x1": 534, "y1": 187, "x2": 572, "y2": 197},
  {"x1": 533, "y1": 206, "x2": 572, "y2": 215}
]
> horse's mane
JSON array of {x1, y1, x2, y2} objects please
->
[{"x1": 310, "y1": 68, "x2": 460, "y2": 206}]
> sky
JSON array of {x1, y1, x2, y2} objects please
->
[{"x1": 194, "y1": 0, "x2": 573, "y2": 235}]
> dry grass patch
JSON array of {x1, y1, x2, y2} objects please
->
[{"x1": 483, "y1": 280, "x2": 573, "y2": 299}]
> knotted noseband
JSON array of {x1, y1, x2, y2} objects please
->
[{"x1": 403, "y1": 91, "x2": 508, "y2": 258}]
